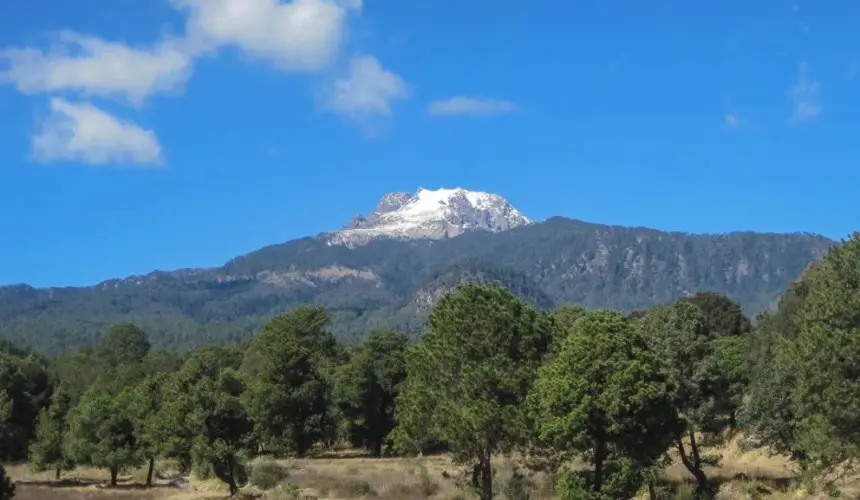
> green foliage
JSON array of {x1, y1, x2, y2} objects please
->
[
  {"x1": 243, "y1": 306, "x2": 336, "y2": 456},
  {"x1": 680, "y1": 292, "x2": 754, "y2": 430},
  {"x1": 739, "y1": 281, "x2": 810, "y2": 455},
  {"x1": 51, "y1": 348, "x2": 105, "y2": 404},
  {"x1": 249, "y1": 459, "x2": 289, "y2": 490},
  {"x1": 28, "y1": 387, "x2": 75, "y2": 478},
  {"x1": 395, "y1": 283, "x2": 553, "y2": 500},
  {"x1": 0, "y1": 389, "x2": 16, "y2": 499},
  {"x1": 0, "y1": 350, "x2": 51, "y2": 461},
  {"x1": 633, "y1": 299, "x2": 748, "y2": 492},
  {"x1": 95, "y1": 323, "x2": 151, "y2": 368},
  {"x1": 679, "y1": 291, "x2": 752, "y2": 339},
  {"x1": 156, "y1": 350, "x2": 253, "y2": 496},
  {"x1": 0, "y1": 230, "x2": 850, "y2": 500},
  {"x1": 187, "y1": 368, "x2": 253, "y2": 495},
  {"x1": 333, "y1": 329, "x2": 408, "y2": 456},
  {"x1": 789, "y1": 233, "x2": 860, "y2": 478},
  {"x1": 529, "y1": 310, "x2": 681, "y2": 499},
  {"x1": 548, "y1": 305, "x2": 585, "y2": 354},
  {"x1": 64, "y1": 384, "x2": 142, "y2": 486},
  {"x1": 118, "y1": 374, "x2": 170, "y2": 485},
  {"x1": 0, "y1": 220, "x2": 831, "y2": 353}
]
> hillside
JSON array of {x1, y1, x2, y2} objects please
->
[{"x1": 0, "y1": 215, "x2": 834, "y2": 353}]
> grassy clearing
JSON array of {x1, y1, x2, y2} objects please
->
[{"x1": 5, "y1": 437, "x2": 857, "y2": 499}]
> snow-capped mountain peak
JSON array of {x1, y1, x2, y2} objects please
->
[{"x1": 329, "y1": 187, "x2": 532, "y2": 247}]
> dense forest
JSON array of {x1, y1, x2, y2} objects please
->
[
  {"x1": 0, "y1": 217, "x2": 833, "y2": 354},
  {"x1": 2, "y1": 233, "x2": 860, "y2": 499}
]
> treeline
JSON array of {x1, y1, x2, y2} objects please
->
[{"x1": 1, "y1": 234, "x2": 860, "y2": 499}]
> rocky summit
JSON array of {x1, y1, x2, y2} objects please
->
[{"x1": 327, "y1": 187, "x2": 532, "y2": 247}]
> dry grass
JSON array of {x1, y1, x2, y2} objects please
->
[
  {"x1": 3, "y1": 462, "x2": 225, "y2": 500},
  {"x1": 661, "y1": 434, "x2": 796, "y2": 485},
  {"x1": 7, "y1": 438, "x2": 860, "y2": 500}
]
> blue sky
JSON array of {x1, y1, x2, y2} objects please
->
[{"x1": 0, "y1": 0, "x2": 858, "y2": 287}]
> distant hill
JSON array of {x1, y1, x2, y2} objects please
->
[{"x1": 0, "y1": 215, "x2": 834, "y2": 354}]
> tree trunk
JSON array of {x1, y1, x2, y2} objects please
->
[
  {"x1": 55, "y1": 466, "x2": 61, "y2": 481},
  {"x1": 212, "y1": 456, "x2": 239, "y2": 497},
  {"x1": 228, "y1": 473, "x2": 238, "y2": 497},
  {"x1": 677, "y1": 433, "x2": 708, "y2": 492},
  {"x1": 471, "y1": 450, "x2": 493, "y2": 500},
  {"x1": 648, "y1": 479, "x2": 658, "y2": 500},
  {"x1": 109, "y1": 466, "x2": 118, "y2": 487},
  {"x1": 371, "y1": 437, "x2": 383, "y2": 458},
  {"x1": 146, "y1": 457, "x2": 155, "y2": 487},
  {"x1": 593, "y1": 438, "x2": 606, "y2": 493},
  {"x1": 481, "y1": 449, "x2": 493, "y2": 500}
]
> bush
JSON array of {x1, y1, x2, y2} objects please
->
[
  {"x1": 251, "y1": 460, "x2": 290, "y2": 490},
  {"x1": 267, "y1": 482, "x2": 301, "y2": 500},
  {"x1": 671, "y1": 484, "x2": 696, "y2": 500},
  {"x1": 501, "y1": 469, "x2": 534, "y2": 500},
  {"x1": 337, "y1": 479, "x2": 375, "y2": 497}
]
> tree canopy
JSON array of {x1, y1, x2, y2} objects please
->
[
  {"x1": 395, "y1": 283, "x2": 553, "y2": 500},
  {"x1": 530, "y1": 309, "x2": 681, "y2": 499}
]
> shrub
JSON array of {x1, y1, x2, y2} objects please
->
[
  {"x1": 671, "y1": 484, "x2": 696, "y2": 500},
  {"x1": 501, "y1": 469, "x2": 534, "y2": 500},
  {"x1": 251, "y1": 460, "x2": 290, "y2": 490},
  {"x1": 337, "y1": 479, "x2": 375, "y2": 497},
  {"x1": 267, "y1": 482, "x2": 301, "y2": 500}
]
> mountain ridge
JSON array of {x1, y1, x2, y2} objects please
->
[{"x1": 0, "y1": 211, "x2": 835, "y2": 354}]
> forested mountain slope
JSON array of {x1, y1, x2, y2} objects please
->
[{"x1": 0, "y1": 217, "x2": 834, "y2": 353}]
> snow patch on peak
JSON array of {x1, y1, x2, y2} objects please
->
[{"x1": 327, "y1": 187, "x2": 532, "y2": 247}]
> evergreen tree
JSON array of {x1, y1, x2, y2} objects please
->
[
  {"x1": 95, "y1": 323, "x2": 151, "y2": 369},
  {"x1": 29, "y1": 387, "x2": 75, "y2": 480},
  {"x1": 530, "y1": 310, "x2": 681, "y2": 499},
  {"x1": 243, "y1": 307, "x2": 336, "y2": 456},
  {"x1": 789, "y1": 234, "x2": 860, "y2": 483},
  {"x1": 394, "y1": 283, "x2": 553, "y2": 500},
  {"x1": 0, "y1": 391, "x2": 16, "y2": 499},
  {"x1": 333, "y1": 330, "x2": 408, "y2": 456},
  {"x1": 634, "y1": 301, "x2": 728, "y2": 494},
  {"x1": 158, "y1": 352, "x2": 253, "y2": 494},
  {"x1": 64, "y1": 385, "x2": 141, "y2": 487}
]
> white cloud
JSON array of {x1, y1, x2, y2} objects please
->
[
  {"x1": 724, "y1": 113, "x2": 739, "y2": 129},
  {"x1": 790, "y1": 62, "x2": 821, "y2": 124},
  {"x1": 0, "y1": 31, "x2": 193, "y2": 105},
  {"x1": 0, "y1": 0, "x2": 362, "y2": 105},
  {"x1": 1, "y1": 0, "x2": 395, "y2": 164},
  {"x1": 427, "y1": 96, "x2": 517, "y2": 117},
  {"x1": 172, "y1": 0, "x2": 359, "y2": 72},
  {"x1": 724, "y1": 112, "x2": 758, "y2": 132},
  {"x1": 32, "y1": 98, "x2": 163, "y2": 166},
  {"x1": 323, "y1": 55, "x2": 408, "y2": 120}
]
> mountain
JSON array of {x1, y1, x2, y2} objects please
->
[
  {"x1": 328, "y1": 187, "x2": 532, "y2": 247},
  {"x1": 0, "y1": 188, "x2": 836, "y2": 354}
]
